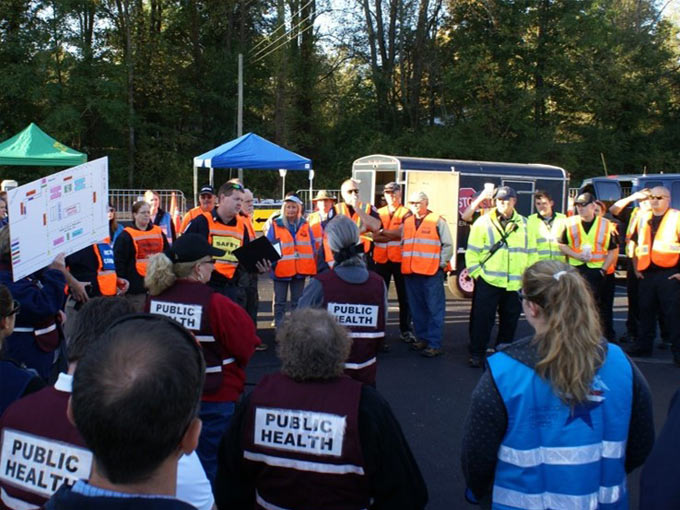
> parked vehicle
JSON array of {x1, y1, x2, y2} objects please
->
[{"x1": 352, "y1": 154, "x2": 569, "y2": 297}]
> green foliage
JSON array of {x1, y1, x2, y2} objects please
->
[{"x1": 1, "y1": 0, "x2": 679, "y2": 199}]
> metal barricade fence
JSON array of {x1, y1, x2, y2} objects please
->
[{"x1": 109, "y1": 189, "x2": 186, "y2": 223}]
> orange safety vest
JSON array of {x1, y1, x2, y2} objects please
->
[
  {"x1": 401, "y1": 212, "x2": 442, "y2": 276},
  {"x1": 124, "y1": 225, "x2": 164, "y2": 276},
  {"x1": 207, "y1": 214, "x2": 246, "y2": 279},
  {"x1": 564, "y1": 215, "x2": 612, "y2": 269},
  {"x1": 308, "y1": 212, "x2": 335, "y2": 268},
  {"x1": 635, "y1": 209, "x2": 680, "y2": 271},
  {"x1": 374, "y1": 205, "x2": 409, "y2": 263},
  {"x1": 180, "y1": 206, "x2": 212, "y2": 233},
  {"x1": 272, "y1": 221, "x2": 317, "y2": 278},
  {"x1": 625, "y1": 207, "x2": 640, "y2": 258},
  {"x1": 335, "y1": 202, "x2": 373, "y2": 255},
  {"x1": 94, "y1": 238, "x2": 117, "y2": 296},
  {"x1": 241, "y1": 213, "x2": 256, "y2": 240}
]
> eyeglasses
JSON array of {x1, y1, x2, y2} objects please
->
[
  {"x1": 649, "y1": 195, "x2": 669, "y2": 200},
  {"x1": 346, "y1": 189, "x2": 359, "y2": 194},
  {"x1": 3, "y1": 299, "x2": 20, "y2": 317}
]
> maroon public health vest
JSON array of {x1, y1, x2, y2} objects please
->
[
  {"x1": 146, "y1": 280, "x2": 228, "y2": 394},
  {"x1": 315, "y1": 270, "x2": 386, "y2": 385},
  {"x1": 0, "y1": 385, "x2": 92, "y2": 510},
  {"x1": 242, "y1": 373, "x2": 370, "y2": 510}
]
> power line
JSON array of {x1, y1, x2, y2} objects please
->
[
  {"x1": 251, "y1": 20, "x2": 316, "y2": 63},
  {"x1": 249, "y1": 0, "x2": 316, "y2": 58}
]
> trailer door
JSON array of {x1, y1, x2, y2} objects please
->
[
  {"x1": 405, "y1": 170, "x2": 459, "y2": 270},
  {"x1": 353, "y1": 170, "x2": 376, "y2": 206},
  {"x1": 502, "y1": 179, "x2": 535, "y2": 216}
]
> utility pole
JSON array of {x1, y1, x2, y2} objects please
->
[{"x1": 238, "y1": 53, "x2": 244, "y2": 184}]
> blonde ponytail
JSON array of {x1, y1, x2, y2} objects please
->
[{"x1": 522, "y1": 260, "x2": 604, "y2": 404}]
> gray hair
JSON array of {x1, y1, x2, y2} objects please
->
[
  {"x1": 276, "y1": 308, "x2": 352, "y2": 380},
  {"x1": 325, "y1": 215, "x2": 364, "y2": 267}
]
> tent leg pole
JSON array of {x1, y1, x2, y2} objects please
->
[{"x1": 193, "y1": 166, "x2": 198, "y2": 205}]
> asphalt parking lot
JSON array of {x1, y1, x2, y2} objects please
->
[{"x1": 245, "y1": 277, "x2": 678, "y2": 510}]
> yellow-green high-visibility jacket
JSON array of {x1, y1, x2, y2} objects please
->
[
  {"x1": 465, "y1": 209, "x2": 535, "y2": 291},
  {"x1": 527, "y1": 212, "x2": 567, "y2": 262}
]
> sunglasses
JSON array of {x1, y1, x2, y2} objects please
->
[
  {"x1": 574, "y1": 202, "x2": 592, "y2": 207},
  {"x1": 108, "y1": 207, "x2": 116, "y2": 213},
  {"x1": 3, "y1": 299, "x2": 20, "y2": 317},
  {"x1": 649, "y1": 195, "x2": 669, "y2": 200},
  {"x1": 226, "y1": 183, "x2": 244, "y2": 191},
  {"x1": 346, "y1": 189, "x2": 359, "y2": 194}
]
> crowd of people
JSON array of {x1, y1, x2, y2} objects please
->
[{"x1": 0, "y1": 178, "x2": 678, "y2": 509}]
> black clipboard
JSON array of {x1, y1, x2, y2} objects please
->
[{"x1": 233, "y1": 235, "x2": 282, "y2": 272}]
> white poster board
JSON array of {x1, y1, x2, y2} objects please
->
[{"x1": 7, "y1": 157, "x2": 109, "y2": 281}]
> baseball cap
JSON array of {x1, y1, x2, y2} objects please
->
[
  {"x1": 407, "y1": 191, "x2": 428, "y2": 203},
  {"x1": 199, "y1": 185, "x2": 215, "y2": 196},
  {"x1": 284, "y1": 195, "x2": 303, "y2": 206},
  {"x1": 166, "y1": 233, "x2": 225, "y2": 263},
  {"x1": 383, "y1": 182, "x2": 401, "y2": 193},
  {"x1": 574, "y1": 192, "x2": 595, "y2": 206},
  {"x1": 494, "y1": 186, "x2": 517, "y2": 200}
]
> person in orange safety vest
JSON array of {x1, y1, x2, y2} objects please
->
[
  {"x1": 266, "y1": 195, "x2": 316, "y2": 327},
  {"x1": 626, "y1": 186, "x2": 680, "y2": 365},
  {"x1": 335, "y1": 179, "x2": 381, "y2": 265},
  {"x1": 373, "y1": 182, "x2": 415, "y2": 346}
]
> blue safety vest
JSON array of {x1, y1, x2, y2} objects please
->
[{"x1": 488, "y1": 343, "x2": 631, "y2": 510}]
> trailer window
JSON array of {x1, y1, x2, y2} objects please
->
[
  {"x1": 672, "y1": 182, "x2": 680, "y2": 209},
  {"x1": 593, "y1": 181, "x2": 621, "y2": 201}
]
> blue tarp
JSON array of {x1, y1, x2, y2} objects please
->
[{"x1": 193, "y1": 132, "x2": 311, "y2": 170}]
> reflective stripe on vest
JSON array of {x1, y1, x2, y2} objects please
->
[
  {"x1": 124, "y1": 225, "x2": 164, "y2": 276},
  {"x1": 527, "y1": 213, "x2": 566, "y2": 262},
  {"x1": 488, "y1": 344, "x2": 631, "y2": 510},
  {"x1": 273, "y1": 221, "x2": 317, "y2": 278},
  {"x1": 565, "y1": 215, "x2": 611, "y2": 268},
  {"x1": 625, "y1": 207, "x2": 640, "y2": 258},
  {"x1": 156, "y1": 212, "x2": 173, "y2": 245},
  {"x1": 635, "y1": 208, "x2": 680, "y2": 271},
  {"x1": 204, "y1": 357, "x2": 236, "y2": 373},
  {"x1": 336, "y1": 203, "x2": 373, "y2": 255},
  {"x1": 94, "y1": 239, "x2": 117, "y2": 296},
  {"x1": 374, "y1": 205, "x2": 409, "y2": 263},
  {"x1": 465, "y1": 210, "x2": 530, "y2": 291},
  {"x1": 401, "y1": 213, "x2": 441, "y2": 276},
  {"x1": 207, "y1": 214, "x2": 245, "y2": 279}
]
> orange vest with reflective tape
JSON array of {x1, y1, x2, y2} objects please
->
[
  {"x1": 272, "y1": 221, "x2": 317, "y2": 278},
  {"x1": 207, "y1": 214, "x2": 245, "y2": 279},
  {"x1": 180, "y1": 206, "x2": 212, "y2": 233},
  {"x1": 374, "y1": 205, "x2": 408, "y2": 263},
  {"x1": 401, "y1": 213, "x2": 442, "y2": 276},
  {"x1": 635, "y1": 209, "x2": 680, "y2": 271},
  {"x1": 335, "y1": 202, "x2": 373, "y2": 254},
  {"x1": 124, "y1": 225, "x2": 164, "y2": 276},
  {"x1": 564, "y1": 215, "x2": 612, "y2": 269},
  {"x1": 308, "y1": 212, "x2": 335, "y2": 268},
  {"x1": 94, "y1": 238, "x2": 117, "y2": 296}
]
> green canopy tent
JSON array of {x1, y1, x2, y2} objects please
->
[{"x1": 0, "y1": 123, "x2": 87, "y2": 166}]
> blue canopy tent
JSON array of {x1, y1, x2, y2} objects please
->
[{"x1": 193, "y1": 132, "x2": 313, "y2": 202}]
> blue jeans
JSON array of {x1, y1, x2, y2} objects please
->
[
  {"x1": 273, "y1": 278, "x2": 306, "y2": 327},
  {"x1": 197, "y1": 401, "x2": 235, "y2": 485},
  {"x1": 404, "y1": 271, "x2": 445, "y2": 349}
]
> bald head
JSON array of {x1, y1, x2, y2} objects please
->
[{"x1": 650, "y1": 186, "x2": 671, "y2": 216}]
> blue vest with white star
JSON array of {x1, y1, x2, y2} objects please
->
[{"x1": 488, "y1": 343, "x2": 632, "y2": 510}]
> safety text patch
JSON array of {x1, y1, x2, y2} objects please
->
[
  {"x1": 149, "y1": 301, "x2": 203, "y2": 330},
  {"x1": 327, "y1": 302, "x2": 378, "y2": 327},
  {"x1": 254, "y1": 408, "x2": 346, "y2": 457},
  {"x1": 0, "y1": 429, "x2": 93, "y2": 497}
]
